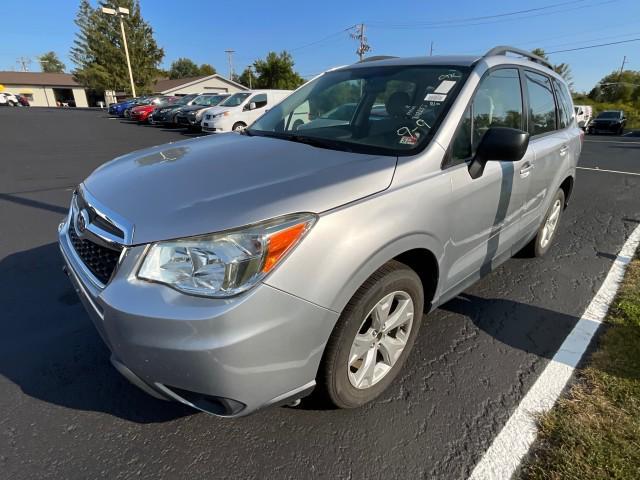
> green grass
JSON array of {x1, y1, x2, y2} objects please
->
[{"x1": 520, "y1": 255, "x2": 640, "y2": 480}]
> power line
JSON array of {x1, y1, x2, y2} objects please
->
[
  {"x1": 536, "y1": 30, "x2": 640, "y2": 51},
  {"x1": 366, "y1": 0, "x2": 587, "y2": 28},
  {"x1": 547, "y1": 37, "x2": 640, "y2": 54},
  {"x1": 518, "y1": 18, "x2": 640, "y2": 47},
  {"x1": 289, "y1": 25, "x2": 356, "y2": 52},
  {"x1": 367, "y1": 0, "x2": 618, "y2": 30}
]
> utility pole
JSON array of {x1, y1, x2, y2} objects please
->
[
  {"x1": 247, "y1": 65, "x2": 253, "y2": 89},
  {"x1": 225, "y1": 49, "x2": 235, "y2": 80},
  {"x1": 101, "y1": 6, "x2": 136, "y2": 97},
  {"x1": 16, "y1": 57, "x2": 31, "y2": 72},
  {"x1": 618, "y1": 55, "x2": 627, "y2": 78},
  {"x1": 350, "y1": 24, "x2": 371, "y2": 61},
  {"x1": 429, "y1": 41, "x2": 434, "y2": 56},
  {"x1": 617, "y1": 55, "x2": 628, "y2": 96}
]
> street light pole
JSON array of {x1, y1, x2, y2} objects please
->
[{"x1": 102, "y1": 6, "x2": 136, "y2": 97}]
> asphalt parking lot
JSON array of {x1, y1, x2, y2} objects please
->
[{"x1": 1, "y1": 108, "x2": 639, "y2": 479}]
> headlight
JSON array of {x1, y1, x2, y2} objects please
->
[
  {"x1": 137, "y1": 213, "x2": 316, "y2": 297},
  {"x1": 214, "y1": 111, "x2": 229, "y2": 118}
]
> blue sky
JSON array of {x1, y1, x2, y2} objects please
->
[{"x1": 1, "y1": 0, "x2": 639, "y2": 92}]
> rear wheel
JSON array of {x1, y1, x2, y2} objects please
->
[
  {"x1": 522, "y1": 189, "x2": 565, "y2": 257},
  {"x1": 232, "y1": 122, "x2": 247, "y2": 132},
  {"x1": 317, "y1": 260, "x2": 424, "y2": 409}
]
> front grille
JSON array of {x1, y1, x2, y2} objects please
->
[
  {"x1": 68, "y1": 222, "x2": 122, "y2": 285},
  {"x1": 75, "y1": 194, "x2": 125, "y2": 240}
]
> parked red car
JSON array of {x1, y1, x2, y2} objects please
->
[
  {"x1": 130, "y1": 96, "x2": 178, "y2": 123},
  {"x1": 130, "y1": 104, "x2": 156, "y2": 123}
]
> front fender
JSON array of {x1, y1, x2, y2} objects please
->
[{"x1": 264, "y1": 193, "x2": 446, "y2": 315}]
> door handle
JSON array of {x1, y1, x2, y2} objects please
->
[
  {"x1": 520, "y1": 162, "x2": 533, "y2": 178},
  {"x1": 559, "y1": 145, "x2": 568, "y2": 156}
]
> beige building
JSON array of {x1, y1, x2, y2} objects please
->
[
  {"x1": 0, "y1": 71, "x2": 89, "y2": 107},
  {"x1": 153, "y1": 74, "x2": 248, "y2": 96}
]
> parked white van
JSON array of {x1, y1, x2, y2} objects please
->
[
  {"x1": 574, "y1": 105, "x2": 593, "y2": 130},
  {"x1": 201, "y1": 90, "x2": 292, "y2": 133}
]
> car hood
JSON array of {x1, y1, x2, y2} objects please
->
[
  {"x1": 83, "y1": 133, "x2": 397, "y2": 245},
  {"x1": 203, "y1": 106, "x2": 232, "y2": 116},
  {"x1": 177, "y1": 104, "x2": 211, "y2": 113}
]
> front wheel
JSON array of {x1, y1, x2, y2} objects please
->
[
  {"x1": 317, "y1": 260, "x2": 424, "y2": 409},
  {"x1": 232, "y1": 122, "x2": 247, "y2": 132}
]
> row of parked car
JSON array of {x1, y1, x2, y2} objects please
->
[
  {"x1": 0, "y1": 92, "x2": 30, "y2": 106},
  {"x1": 108, "y1": 90, "x2": 292, "y2": 133}
]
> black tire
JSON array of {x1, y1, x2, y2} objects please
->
[
  {"x1": 316, "y1": 260, "x2": 424, "y2": 409},
  {"x1": 232, "y1": 122, "x2": 247, "y2": 132},
  {"x1": 618, "y1": 126, "x2": 624, "y2": 135},
  {"x1": 521, "y1": 189, "x2": 565, "y2": 258}
]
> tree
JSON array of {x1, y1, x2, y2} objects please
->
[
  {"x1": 198, "y1": 63, "x2": 216, "y2": 76},
  {"x1": 531, "y1": 48, "x2": 573, "y2": 90},
  {"x1": 70, "y1": 0, "x2": 164, "y2": 95},
  {"x1": 168, "y1": 59, "x2": 216, "y2": 78},
  {"x1": 169, "y1": 58, "x2": 199, "y2": 79},
  {"x1": 588, "y1": 70, "x2": 640, "y2": 103},
  {"x1": 236, "y1": 67, "x2": 257, "y2": 88},
  {"x1": 252, "y1": 51, "x2": 304, "y2": 89},
  {"x1": 39, "y1": 51, "x2": 66, "y2": 73}
]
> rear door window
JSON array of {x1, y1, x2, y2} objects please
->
[{"x1": 525, "y1": 71, "x2": 557, "y2": 135}]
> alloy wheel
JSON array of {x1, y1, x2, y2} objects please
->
[
  {"x1": 347, "y1": 291, "x2": 414, "y2": 389},
  {"x1": 540, "y1": 199, "x2": 562, "y2": 248}
]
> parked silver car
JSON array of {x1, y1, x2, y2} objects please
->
[{"x1": 59, "y1": 47, "x2": 581, "y2": 417}]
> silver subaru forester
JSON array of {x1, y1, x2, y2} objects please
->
[{"x1": 59, "y1": 46, "x2": 581, "y2": 417}]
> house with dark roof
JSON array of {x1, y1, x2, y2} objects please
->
[
  {"x1": 153, "y1": 74, "x2": 247, "y2": 96},
  {"x1": 0, "y1": 71, "x2": 90, "y2": 107}
]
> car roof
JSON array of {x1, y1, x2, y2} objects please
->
[{"x1": 340, "y1": 55, "x2": 481, "y2": 71}]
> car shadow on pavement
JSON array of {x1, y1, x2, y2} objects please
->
[
  {"x1": 442, "y1": 293, "x2": 580, "y2": 363},
  {"x1": 0, "y1": 243, "x2": 193, "y2": 424},
  {"x1": 0, "y1": 193, "x2": 68, "y2": 215}
]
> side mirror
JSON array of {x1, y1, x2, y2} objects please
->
[
  {"x1": 248, "y1": 102, "x2": 257, "y2": 110},
  {"x1": 468, "y1": 127, "x2": 529, "y2": 179}
]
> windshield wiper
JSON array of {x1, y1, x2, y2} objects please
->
[{"x1": 256, "y1": 131, "x2": 354, "y2": 152}]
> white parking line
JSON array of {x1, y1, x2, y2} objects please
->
[
  {"x1": 584, "y1": 139, "x2": 640, "y2": 144},
  {"x1": 577, "y1": 166, "x2": 640, "y2": 176},
  {"x1": 468, "y1": 223, "x2": 640, "y2": 480}
]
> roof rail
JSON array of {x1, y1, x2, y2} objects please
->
[
  {"x1": 358, "y1": 55, "x2": 398, "y2": 63},
  {"x1": 483, "y1": 46, "x2": 553, "y2": 70}
]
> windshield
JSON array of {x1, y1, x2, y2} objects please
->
[
  {"x1": 220, "y1": 92, "x2": 251, "y2": 107},
  {"x1": 175, "y1": 94, "x2": 198, "y2": 106},
  {"x1": 248, "y1": 65, "x2": 469, "y2": 155},
  {"x1": 194, "y1": 94, "x2": 228, "y2": 106},
  {"x1": 597, "y1": 111, "x2": 621, "y2": 119}
]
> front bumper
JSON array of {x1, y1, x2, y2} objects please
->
[
  {"x1": 57, "y1": 212, "x2": 337, "y2": 416},
  {"x1": 588, "y1": 122, "x2": 621, "y2": 134},
  {"x1": 201, "y1": 114, "x2": 230, "y2": 133},
  {"x1": 176, "y1": 114, "x2": 200, "y2": 127}
]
